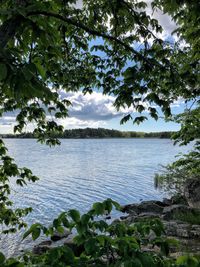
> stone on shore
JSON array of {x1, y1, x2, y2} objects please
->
[
  {"x1": 121, "y1": 196, "x2": 200, "y2": 255},
  {"x1": 121, "y1": 200, "x2": 165, "y2": 215},
  {"x1": 50, "y1": 229, "x2": 71, "y2": 241}
]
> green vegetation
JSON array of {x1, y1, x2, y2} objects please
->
[
  {"x1": 0, "y1": 0, "x2": 199, "y2": 266},
  {"x1": 172, "y1": 209, "x2": 200, "y2": 225},
  {"x1": 0, "y1": 128, "x2": 174, "y2": 139},
  {"x1": 1, "y1": 199, "x2": 200, "y2": 267}
]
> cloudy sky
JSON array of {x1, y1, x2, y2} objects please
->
[
  {"x1": 0, "y1": 90, "x2": 184, "y2": 134},
  {"x1": 0, "y1": 1, "x2": 184, "y2": 134}
]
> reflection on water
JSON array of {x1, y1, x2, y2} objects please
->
[{"x1": 2, "y1": 138, "x2": 192, "y2": 256}]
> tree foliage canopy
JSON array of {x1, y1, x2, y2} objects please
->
[{"x1": 0, "y1": 0, "x2": 199, "y2": 141}]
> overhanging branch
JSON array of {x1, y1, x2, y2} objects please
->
[
  {"x1": 27, "y1": 10, "x2": 161, "y2": 68},
  {"x1": 0, "y1": 16, "x2": 23, "y2": 49}
]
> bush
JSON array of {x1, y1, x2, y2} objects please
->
[{"x1": 1, "y1": 199, "x2": 200, "y2": 267}]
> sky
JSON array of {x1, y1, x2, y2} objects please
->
[{"x1": 0, "y1": 1, "x2": 186, "y2": 134}]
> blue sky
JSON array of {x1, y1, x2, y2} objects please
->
[{"x1": 0, "y1": 1, "x2": 186, "y2": 134}]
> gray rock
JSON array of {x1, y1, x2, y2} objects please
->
[
  {"x1": 137, "y1": 212, "x2": 161, "y2": 219},
  {"x1": 33, "y1": 244, "x2": 50, "y2": 255},
  {"x1": 170, "y1": 194, "x2": 188, "y2": 205},
  {"x1": 121, "y1": 203, "x2": 139, "y2": 214},
  {"x1": 122, "y1": 200, "x2": 164, "y2": 215},
  {"x1": 32, "y1": 240, "x2": 52, "y2": 255},
  {"x1": 120, "y1": 215, "x2": 129, "y2": 220},
  {"x1": 162, "y1": 204, "x2": 191, "y2": 220},
  {"x1": 38, "y1": 240, "x2": 52, "y2": 246},
  {"x1": 163, "y1": 221, "x2": 200, "y2": 239},
  {"x1": 184, "y1": 178, "x2": 200, "y2": 208},
  {"x1": 51, "y1": 229, "x2": 71, "y2": 242},
  {"x1": 163, "y1": 198, "x2": 172, "y2": 206}
]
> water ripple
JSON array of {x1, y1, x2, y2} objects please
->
[{"x1": 1, "y1": 138, "x2": 193, "y2": 256}]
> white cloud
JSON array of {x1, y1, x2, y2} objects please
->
[
  {"x1": 61, "y1": 91, "x2": 134, "y2": 121},
  {"x1": 0, "y1": 91, "x2": 135, "y2": 133},
  {"x1": 144, "y1": 0, "x2": 177, "y2": 39},
  {"x1": 58, "y1": 117, "x2": 107, "y2": 129}
]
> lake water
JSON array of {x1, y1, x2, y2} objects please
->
[{"x1": 1, "y1": 138, "x2": 192, "y2": 256}]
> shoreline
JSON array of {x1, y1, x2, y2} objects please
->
[{"x1": 30, "y1": 195, "x2": 200, "y2": 257}]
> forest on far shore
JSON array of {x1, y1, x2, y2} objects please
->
[{"x1": 0, "y1": 128, "x2": 175, "y2": 139}]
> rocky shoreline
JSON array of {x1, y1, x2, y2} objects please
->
[
  {"x1": 32, "y1": 193, "x2": 200, "y2": 257},
  {"x1": 120, "y1": 197, "x2": 200, "y2": 256}
]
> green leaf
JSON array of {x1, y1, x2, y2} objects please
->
[
  {"x1": 68, "y1": 209, "x2": 80, "y2": 222},
  {"x1": 0, "y1": 63, "x2": 7, "y2": 81},
  {"x1": 81, "y1": 214, "x2": 90, "y2": 225},
  {"x1": 0, "y1": 252, "x2": 5, "y2": 264},
  {"x1": 133, "y1": 116, "x2": 147, "y2": 125},
  {"x1": 176, "y1": 255, "x2": 199, "y2": 267},
  {"x1": 139, "y1": 253, "x2": 154, "y2": 267},
  {"x1": 23, "y1": 229, "x2": 32, "y2": 239},
  {"x1": 124, "y1": 258, "x2": 142, "y2": 267},
  {"x1": 56, "y1": 226, "x2": 64, "y2": 233},
  {"x1": 111, "y1": 200, "x2": 121, "y2": 211},
  {"x1": 120, "y1": 114, "x2": 132, "y2": 125},
  {"x1": 92, "y1": 202, "x2": 105, "y2": 215},
  {"x1": 32, "y1": 227, "x2": 41, "y2": 240},
  {"x1": 35, "y1": 62, "x2": 46, "y2": 79}
]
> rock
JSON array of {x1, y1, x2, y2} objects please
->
[
  {"x1": 121, "y1": 200, "x2": 164, "y2": 215},
  {"x1": 162, "y1": 204, "x2": 191, "y2": 220},
  {"x1": 120, "y1": 215, "x2": 129, "y2": 220},
  {"x1": 51, "y1": 229, "x2": 71, "y2": 242},
  {"x1": 121, "y1": 203, "x2": 139, "y2": 214},
  {"x1": 38, "y1": 240, "x2": 52, "y2": 246},
  {"x1": 33, "y1": 244, "x2": 50, "y2": 255},
  {"x1": 124, "y1": 215, "x2": 137, "y2": 224},
  {"x1": 163, "y1": 221, "x2": 200, "y2": 239},
  {"x1": 124, "y1": 212, "x2": 161, "y2": 224},
  {"x1": 32, "y1": 240, "x2": 52, "y2": 255},
  {"x1": 184, "y1": 178, "x2": 200, "y2": 208},
  {"x1": 170, "y1": 194, "x2": 188, "y2": 205},
  {"x1": 163, "y1": 198, "x2": 172, "y2": 206},
  {"x1": 137, "y1": 212, "x2": 161, "y2": 219}
]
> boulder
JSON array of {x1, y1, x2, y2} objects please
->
[
  {"x1": 121, "y1": 200, "x2": 164, "y2": 215},
  {"x1": 32, "y1": 240, "x2": 52, "y2": 255},
  {"x1": 162, "y1": 204, "x2": 191, "y2": 220},
  {"x1": 51, "y1": 229, "x2": 71, "y2": 242},
  {"x1": 163, "y1": 221, "x2": 200, "y2": 239},
  {"x1": 38, "y1": 240, "x2": 52, "y2": 246},
  {"x1": 184, "y1": 178, "x2": 200, "y2": 208},
  {"x1": 170, "y1": 195, "x2": 188, "y2": 205}
]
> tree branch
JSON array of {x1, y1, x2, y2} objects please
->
[
  {"x1": 27, "y1": 10, "x2": 161, "y2": 68},
  {"x1": 0, "y1": 16, "x2": 23, "y2": 49},
  {"x1": 0, "y1": 0, "x2": 30, "y2": 49}
]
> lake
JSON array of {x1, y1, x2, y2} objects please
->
[{"x1": 1, "y1": 138, "x2": 192, "y2": 256}]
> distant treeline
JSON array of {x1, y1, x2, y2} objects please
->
[{"x1": 0, "y1": 128, "x2": 175, "y2": 139}]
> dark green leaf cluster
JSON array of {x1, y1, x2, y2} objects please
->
[{"x1": 0, "y1": 0, "x2": 199, "y2": 133}]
